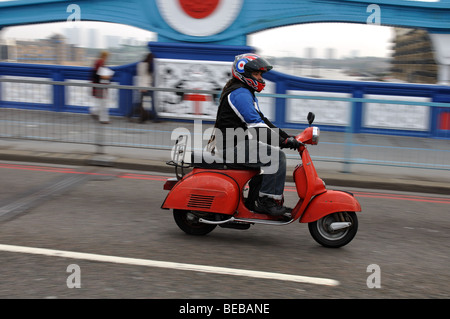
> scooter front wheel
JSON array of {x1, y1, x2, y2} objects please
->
[
  {"x1": 173, "y1": 209, "x2": 217, "y2": 236},
  {"x1": 308, "y1": 211, "x2": 358, "y2": 248}
]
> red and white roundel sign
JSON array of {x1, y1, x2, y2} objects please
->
[
  {"x1": 179, "y1": 0, "x2": 220, "y2": 19},
  {"x1": 157, "y1": 0, "x2": 243, "y2": 37}
]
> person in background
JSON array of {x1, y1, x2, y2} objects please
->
[
  {"x1": 90, "y1": 51, "x2": 112, "y2": 124},
  {"x1": 131, "y1": 52, "x2": 159, "y2": 123}
]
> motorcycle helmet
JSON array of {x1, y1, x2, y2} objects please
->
[{"x1": 231, "y1": 53, "x2": 273, "y2": 92}]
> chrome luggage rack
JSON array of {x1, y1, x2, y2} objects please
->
[{"x1": 166, "y1": 135, "x2": 191, "y2": 180}]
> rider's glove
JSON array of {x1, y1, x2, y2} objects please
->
[{"x1": 281, "y1": 136, "x2": 302, "y2": 150}]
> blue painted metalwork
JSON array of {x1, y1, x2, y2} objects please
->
[
  {"x1": 0, "y1": 62, "x2": 137, "y2": 115},
  {"x1": 1, "y1": 0, "x2": 450, "y2": 140},
  {"x1": 1, "y1": 59, "x2": 450, "y2": 139},
  {"x1": 148, "y1": 42, "x2": 254, "y2": 61},
  {"x1": 1, "y1": 0, "x2": 450, "y2": 45},
  {"x1": 264, "y1": 70, "x2": 450, "y2": 138}
]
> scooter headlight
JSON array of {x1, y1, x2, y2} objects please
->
[{"x1": 312, "y1": 127, "x2": 320, "y2": 145}]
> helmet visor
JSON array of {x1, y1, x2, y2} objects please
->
[{"x1": 245, "y1": 57, "x2": 273, "y2": 73}]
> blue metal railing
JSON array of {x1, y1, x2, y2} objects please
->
[
  {"x1": 264, "y1": 70, "x2": 450, "y2": 139},
  {"x1": 0, "y1": 78, "x2": 448, "y2": 172},
  {"x1": 1, "y1": 61, "x2": 450, "y2": 139},
  {"x1": 0, "y1": 62, "x2": 137, "y2": 115}
]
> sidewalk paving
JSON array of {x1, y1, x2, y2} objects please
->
[{"x1": 1, "y1": 136, "x2": 449, "y2": 195}]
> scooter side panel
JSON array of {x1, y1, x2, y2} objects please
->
[
  {"x1": 299, "y1": 190, "x2": 362, "y2": 223},
  {"x1": 161, "y1": 171, "x2": 240, "y2": 215}
]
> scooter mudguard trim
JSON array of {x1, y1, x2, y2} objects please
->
[
  {"x1": 161, "y1": 170, "x2": 241, "y2": 215},
  {"x1": 299, "y1": 190, "x2": 362, "y2": 223}
]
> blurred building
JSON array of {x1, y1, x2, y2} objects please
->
[
  {"x1": 88, "y1": 29, "x2": 100, "y2": 49},
  {"x1": 0, "y1": 39, "x2": 14, "y2": 61},
  {"x1": 391, "y1": 28, "x2": 437, "y2": 84},
  {"x1": 107, "y1": 44, "x2": 150, "y2": 65},
  {"x1": 325, "y1": 48, "x2": 336, "y2": 60},
  {"x1": 10, "y1": 34, "x2": 86, "y2": 66},
  {"x1": 305, "y1": 47, "x2": 315, "y2": 59}
]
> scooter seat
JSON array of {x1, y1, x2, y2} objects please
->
[{"x1": 190, "y1": 152, "x2": 259, "y2": 170}]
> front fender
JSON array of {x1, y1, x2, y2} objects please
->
[{"x1": 299, "y1": 190, "x2": 361, "y2": 223}]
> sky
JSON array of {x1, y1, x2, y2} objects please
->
[
  {"x1": 0, "y1": 0, "x2": 395, "y2": 59},
  {"x1": 248, "y1": 23, "x2": 393, "y2": 59}
]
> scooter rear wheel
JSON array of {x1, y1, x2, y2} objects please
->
[
  {"x1": 308, "y1": 211, "x2": 358, "y2": 248},
  {"x1": 173, "y1": 209, "x2": 217, "y2": 236}
]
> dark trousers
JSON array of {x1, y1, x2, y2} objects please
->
[
  {"x1": 128, "y1": 90, "x2": 158, "y2": 122},
  {"x1": 229, "y1": 140, "x2": 287, "y2": 200}
]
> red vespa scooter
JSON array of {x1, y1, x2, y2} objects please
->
[{"x1": 162, "y1": 113, "x2": 361, "y2": 248}]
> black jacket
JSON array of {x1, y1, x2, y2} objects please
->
[{"x1": 212, "y1": 79, "x2": 289, "y2": 152}]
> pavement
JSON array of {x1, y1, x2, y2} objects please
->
[{"x1": 1, "y1": 133, "x2": 449, "y2": 195}]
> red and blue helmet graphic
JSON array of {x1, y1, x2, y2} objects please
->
[{"x1": 232, "y1": 53, "x2": 273, "y2": 92}]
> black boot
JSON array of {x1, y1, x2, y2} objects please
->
[{"x1": 254, "y1": 196, "x2": 289, "y2": 216}]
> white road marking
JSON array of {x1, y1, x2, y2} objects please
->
[{"x1": 0, "y1": 243, "x2": 339, "y2": 286}]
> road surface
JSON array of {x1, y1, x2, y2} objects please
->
[{"x1": 0, "y1": 161, "x2": 448, "y2": 302}]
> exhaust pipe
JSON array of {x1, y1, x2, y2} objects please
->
[{"x1": 199, "y1": 217, "x2": 235, "y2": 225}]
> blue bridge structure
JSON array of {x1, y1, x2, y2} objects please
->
[{"x1": 0, "y1": 0, "x2": 450, "y2": 138}]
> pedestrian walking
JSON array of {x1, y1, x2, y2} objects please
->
[
  {"x1": 129, "y1": 52, "x2": 159, "y2": 123},
  {"x1": 90, "y1": 51, "x2": 113, "y2": 124}
]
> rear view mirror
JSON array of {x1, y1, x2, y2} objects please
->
[{"x1": 307, "y1": 112, "x2": 315, "y2": 126}]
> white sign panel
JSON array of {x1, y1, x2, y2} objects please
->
[
  {"x1": 363, "y1": 95, "x2": 430, "y2": 131},
  {"x1": 286, "y1": 90, "x2": 351, "y2": 126},
  {"x1": 155, "y1": 58, "x2": 275, "y2": 121},
  {"x1": 66, "y1": 79, "x2": 118, "y2": 109},
  {"x1": 1, "y1": 76, "x2": 52, "y2": 104}
]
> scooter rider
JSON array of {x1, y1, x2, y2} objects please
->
[{"x1": 211, "y1": 53, "x2": 301, "y2": 216}]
